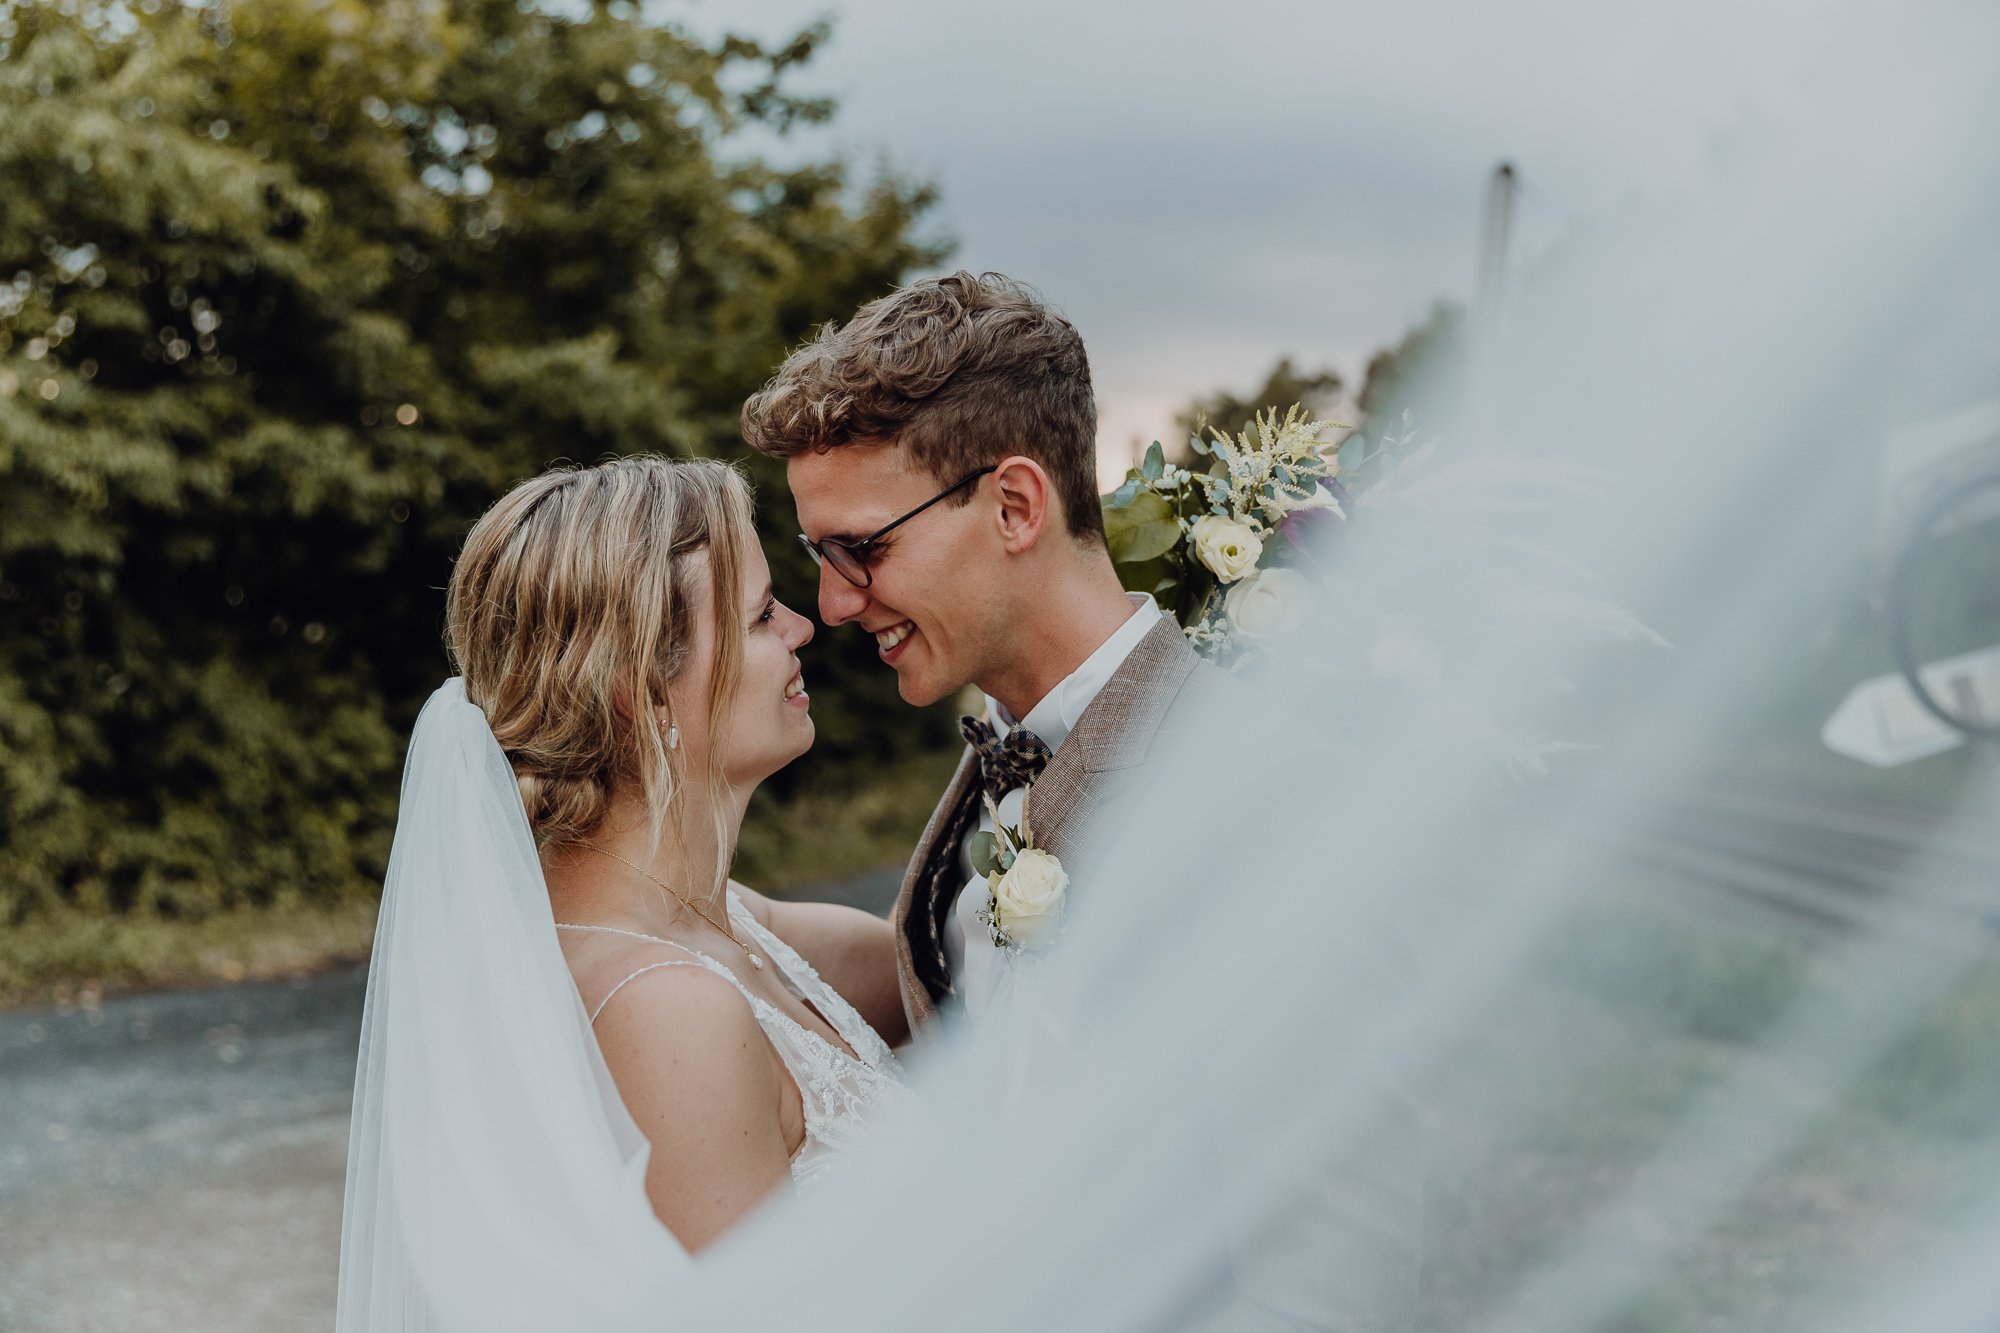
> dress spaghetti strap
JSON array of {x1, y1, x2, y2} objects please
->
[{"x1": 589, "y1": 951, "x2": 720, "y2": 1023}]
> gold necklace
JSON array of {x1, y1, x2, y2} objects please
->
[{"x1": 578, "y1": 844, "x2": 765, "y2": 971}]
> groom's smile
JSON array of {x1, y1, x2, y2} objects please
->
[{"x1": 873, "y1": 621, "x2": 916, "y2": 660}]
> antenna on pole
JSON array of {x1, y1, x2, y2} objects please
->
[
  {"x1": 1468, "y1": 161, "x2": 1518, "y2": 427},
  {"x1": 1475, "y1": 161, "x2": 1518, "y2": 329}
]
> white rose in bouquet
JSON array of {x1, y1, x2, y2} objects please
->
[
  {"x1": 1223, "y1": 567, "x2": 1311, "y2": 642},
  {"x1": 1191, "y1": 515, "x2": 1263, "y2": 582},
  {"x1": 990, "y1": 848, "x2": 1068, "y2": 948}
]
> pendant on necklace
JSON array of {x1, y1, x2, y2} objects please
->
[{"x1": 747, "y1": 953, "x2": 765, "y2": 970}]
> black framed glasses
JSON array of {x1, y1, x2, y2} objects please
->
[{"x1": 798, "y1": 466, "x2": 997, "y2": 589}]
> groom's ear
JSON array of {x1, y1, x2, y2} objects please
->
[{"x1": 992, "y1": 455, "x2": 1052, "y2": 555}]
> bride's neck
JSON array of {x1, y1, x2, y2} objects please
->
[{"x1": 544, "y1": 781, "x2": 750, "y2": 932}]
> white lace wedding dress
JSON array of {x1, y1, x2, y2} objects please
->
[{"x1": 558, "y1": 895, "x2": 907, "y2": 1189}]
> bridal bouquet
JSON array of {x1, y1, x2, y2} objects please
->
[
  {"x1": 1103, "y1": 405, "x2": 1352, "y2": 667},
  {"x1": 1103, "y1": 403, "x2": 1668, "y2": 776}
]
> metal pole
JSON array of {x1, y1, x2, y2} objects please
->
[
  {"x1": 1469, "y1": 161, "x2": 1517, "y2": 426},
  {"x1": 1475, "y1": 161, "x2": 1518, "y2": 330}
]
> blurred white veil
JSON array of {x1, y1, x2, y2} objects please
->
[{"x1": 337, "y1": 4, "x2": 2000, "y2": 1329}]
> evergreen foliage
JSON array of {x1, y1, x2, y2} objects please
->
[
  {"x1": 0, "y1": 0, "x2": 951, "y2": 927},
  {"x1": 1173, "y1": 356, "x2": 1345, "y2": 457},
  {"x1": 1357, "y1": 300, "x2": 1466, "y2": 423}
]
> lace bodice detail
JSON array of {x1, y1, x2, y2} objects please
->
[{"x1": 569, "y1": 895, "x2": 907, "y2": 1189}]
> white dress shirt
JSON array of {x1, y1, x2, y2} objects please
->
[{"x1": 944, "y1": 593, "x2": 1164, "y2": 1020}]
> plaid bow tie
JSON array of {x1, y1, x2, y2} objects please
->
[{"x1": 960, "y1": 715, "x2": 1054, "y2": 804}]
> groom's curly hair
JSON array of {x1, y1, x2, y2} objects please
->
[{"x1": 741, "y1": 271, "x2": 1105, "y2": 544}]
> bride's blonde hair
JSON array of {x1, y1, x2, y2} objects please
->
[{"x1": 444, "y1": 457, "x2": 755, "y2": 885}]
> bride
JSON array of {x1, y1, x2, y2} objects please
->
[
  {"x1": 337, "y1": 457, "x2": 909, "y2": 1324},
  {"x1": 452, "y1": 453, "x2": 913, "y2": 1234}
]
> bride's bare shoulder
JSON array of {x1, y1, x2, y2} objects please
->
[
  {"x1": 580, "y1": 951, "x2": 796, "y2": 1249},
  {"x1": 587, "y1": 956, "x2": 782, "y2": 1109},
  {"x1": 584, "y1": 947, "x2": 752, "y2": 1035}
]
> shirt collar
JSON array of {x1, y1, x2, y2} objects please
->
[{"x1": 986, "y1": 593, "x2": 1164, "y2": 753}]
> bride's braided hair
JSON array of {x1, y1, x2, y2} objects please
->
[{"x1": 444, "y1": 457, "x2": 754, "y2": 887}]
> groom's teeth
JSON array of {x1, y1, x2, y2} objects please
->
[{"x1": 874, "y1": 622, "x2": 914, "y2": 652}]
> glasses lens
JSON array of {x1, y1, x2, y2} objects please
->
[{"x1": 822, "y1": 540, "x2": 871, "y2": 588}]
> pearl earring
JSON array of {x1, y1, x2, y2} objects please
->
[{"x1": 667, "y1": 724, "x2": 680, "y2": 751}]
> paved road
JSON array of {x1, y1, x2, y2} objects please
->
[
  {"x1": 0, "y1": 967, "x2": 365, "y2": 1333},
  {"x1": 0, "y1": 868, "x2": 899, "y2": 1333}
]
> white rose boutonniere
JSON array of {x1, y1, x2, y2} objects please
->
[
  {"x1": 969, "y1": 796, "x2": 1067, "y2": 952},
  {"x1": 1190, "y1": 514, "x2": 1263, "y2": 583},
  {"x1": 989, "y1": 848, "x2": 1068, "y2": 948}
]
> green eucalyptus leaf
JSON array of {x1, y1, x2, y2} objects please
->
[
  {"x1": 1141, "y1": 440, "x2": 1165, "y2": 482},
  {"x1": 969, "y1": 831, "x2": 1002, "y2": 879},
  {"x1": 1103, "y1": 488, "x2": 1181, "y2": 562},
  {"x1": 1117, "y1": 518, "x2": 1182, "y2": 563},
  {"x1": 1114, "y1": 554, "x2": 1176, "y2": 601}
]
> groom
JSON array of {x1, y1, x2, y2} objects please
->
[
  {"x1": 745, "y1": 272, "x2": 1419, "y2": 1331},
  {"x1": 742, "y1": 270, "x2": 1211, "y2": 1030}
]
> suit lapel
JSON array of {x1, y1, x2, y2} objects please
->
[{"x1": 891, "y1": 747, "x2": 979, "y2": 1033}]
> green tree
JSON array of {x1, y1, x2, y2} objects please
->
[
  {"x1": 1357, "y1": 301, "x2": 1466, "y2": 425},
  {"x1": 0, "y1": 0, "x2": 948, "y2": 929},
  {"x1": 1173, "y1": 356, "x2": 1345, "y2": 453}
]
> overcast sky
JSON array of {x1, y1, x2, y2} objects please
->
[{"x1": 682, "y1": 0, "x2": 1856, "y2": 477}]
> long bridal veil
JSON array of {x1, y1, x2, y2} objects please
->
[
  {"x1": 335, "y1": 680, "x2": 688, "y2": 1331},
  {"x1": 340, "y1": 4, "x2": 2000, "y2": 1329}
]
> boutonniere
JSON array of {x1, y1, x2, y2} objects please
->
[{"x1": 969, "y1": 792, "x2": 1068, "y2": 952}]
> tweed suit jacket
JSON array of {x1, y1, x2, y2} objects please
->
[
  {"x1": 887, "y1": 613, "x2": 1425, "y2": 1329},
  {"x1": 890, "y1": 613, "x2": 1217, "y2": 1033}
]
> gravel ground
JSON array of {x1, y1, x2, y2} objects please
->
[
  {"x1": 0, "y1": 967, "x2": 363, "y2": 1333},
  {"x1": 0, "y1": 868, "x2": 900, "y2": 1333}
]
